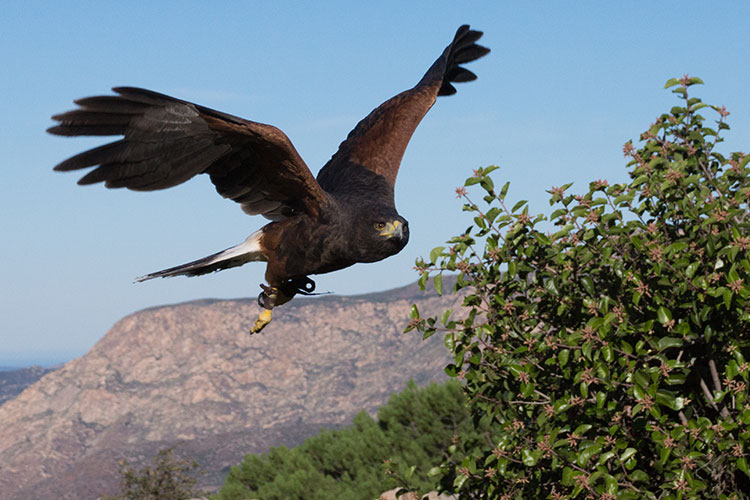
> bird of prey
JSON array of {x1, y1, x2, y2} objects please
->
[{"x1": 49, "y1": 25, "x2": 489, "y2": 333}]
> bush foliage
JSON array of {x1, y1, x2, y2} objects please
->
[
  {"x1": 214, "y1": 380, "x2": 475, "y2": 500},
  {"x1": 102, "y1": 447, "x2": 204, "y2": 500},
  {"x1": 410, "y1": 77, "x2": 750, "y2": 498}
]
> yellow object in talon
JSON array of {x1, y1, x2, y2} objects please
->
[{"x1": 251, "y1": 309, "x2": 273, "y2": 334}]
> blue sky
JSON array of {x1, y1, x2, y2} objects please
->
[{"x1": 1, "y1": 2, "x2": 749, "y2": 366}]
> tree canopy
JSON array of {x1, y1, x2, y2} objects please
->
[
  {"x1": 410, "y1": 77, "x2": 750, "y2": 498},
  {"x1": 214, "y1": 380, "x2": 475, "y2": 500}
]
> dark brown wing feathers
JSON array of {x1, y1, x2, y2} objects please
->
[
  {"x1": 317, "y1": 24, "x2": 489, "y2": 190},
  {"x1": 50, "y1": 26, "x2": 488, "y2": 220},
  {"x1": 49, "y1": 87, "x2": 328, "y2": 220}
]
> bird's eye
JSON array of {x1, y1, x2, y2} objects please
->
[{"x1": 374, "y1": 222, "x2": 386, "y2": 231}]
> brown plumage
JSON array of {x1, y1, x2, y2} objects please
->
[{"x1": 49, "y1": 25, "x2": 490, "y2": 333}]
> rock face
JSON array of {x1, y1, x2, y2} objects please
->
[
  {"x1": 0, "y1": 282, "x2": 459, "y2": 500},
  {"x1": 0, "y1": 366, "x2": 55, "y2": 406}
]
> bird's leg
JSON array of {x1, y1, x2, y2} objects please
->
[
  {"x1": 250, "y1": 283, "x2": 296, "y2": 334},
  {"x1": 250, "y1": 277, "x2": 317, "y2": 334},
  {"x1": 251, "y1": 308, "x2": 273, "y2": 334}
]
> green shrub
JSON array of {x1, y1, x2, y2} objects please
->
[
  {"x1": 102, "y1": 447, "x2": 204, "y2": 500},
  {"x1": 410, "y1": 77, "x2": 750, "y2": 499},
  {"x1": 214, "y1": 380, "x2": 475, "y2": 500}
]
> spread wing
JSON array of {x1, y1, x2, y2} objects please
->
[
  {"x1": 48, "y1": 87, "x2": 329, "y2": 221},
  {"x1": 316, "y1": 25, "x2": 489, "y2": 193}
]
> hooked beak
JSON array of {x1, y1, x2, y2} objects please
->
[{"x1": 379, "y1": 220, "x2": 404, "y2": 239}]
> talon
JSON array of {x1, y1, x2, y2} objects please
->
[
  {"x1": 250, "y1": 309, "x2": 273, "y2": 334},
  {"x1": 270, "y1": 287, "x2": 294, "y2": 307},
  {"x1": 257, "y1": 287, "x2": 277, "y2": 309}
]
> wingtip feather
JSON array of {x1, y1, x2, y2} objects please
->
[{"x1": 434, "y1": 24, "x2": 490, "y2": 97}]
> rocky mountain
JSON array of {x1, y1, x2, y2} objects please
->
[
  {"x1": 0, "y1": 281, "x2": 460, "y2": 500},
  {"x1": 0, "y1": 366, "x2": 56, "y2": 406}
]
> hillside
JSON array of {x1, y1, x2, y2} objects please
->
[
  {"x1": 0, "y1": 366, "x2": 55, "y2": 406},
  {"x1": 0, "y1": 281, "x2": 459, "y2": 500}
]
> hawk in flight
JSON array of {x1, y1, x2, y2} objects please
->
[{"x1": 49, "y1": 25, "x2": 489, "y2": 333}]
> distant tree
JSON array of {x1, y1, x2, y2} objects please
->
[
  {"x1": 410, "y1": 77, "x2": 750, "y2": 498},
  {"x1": 214, "y1": 380, "x2": 475, "y2": 500},
  {"x1": 101, "y1": 447, "x2": 204, "y2": 500}
]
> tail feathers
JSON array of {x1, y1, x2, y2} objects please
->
[
  {"x1": 134, "y1": 231, "x2": 266, "y2": 282},
  {"x1": 437, "y1": 25, "x2": 491, "y2": 96}
]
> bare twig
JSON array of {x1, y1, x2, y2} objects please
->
[
  {"x1": 709, "y1": 360, "x2": 722, "y2": 393},
  {"x1": 708, "y1": 359, "x2": 730, "y2": 417},
  {"x1": 700, "y1": 378, "x2": 719, "y2": 412},
  {"x1": 678, "y1": 411, "x2": 688, "y2": 426},
  {"x1": 700, "y1": 377, "x2": 730, "y2": 418}
]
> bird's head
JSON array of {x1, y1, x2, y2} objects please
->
[{"x1": 356, "y1": 212, "x2": 409, "y2": 262}]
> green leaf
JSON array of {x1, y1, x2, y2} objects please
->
[
  {"x1": 521, "y1": 381, "x2": 534, "y2": 398},
  {"x1": 558, "y1": 349, "x2": 570, "y2": 367},
  {"x1": 633, "y1": 370, "x2": 649, "y2": 389},
  {"x1": 598, "y1": 451, "x2": 616, "y2": 466},
  {"x1": 512, "y1": 200, "x2": 528, "y2": 212},
  {"x1": 631, "y1": 175, "x2": 649, "y2": 187},
  {"x1": 440, "y1": 308, "x2": 452, "y2": 326},
  {"x1": 738, "y1": 458, "x2": 750, "y2": 478},
  {"x1": 659, "y1": 445, "x2": 671, "y2": 464},
  {"x1": 417, "y1": 271, "x2": 428, "y2": 290},
  {"x1": 630, "y1": 470, "x2": 649, "y2": 482},
  {"x1": 631, "y1": 234, "x2": 644, "y2": 250},
  {"x1": 620, "y1": 341, "x2": 633, "y2": 355},
  {"x1": 522, "y1": 448, "x2": 537, "y2": 466},
  {"x1": 582, "y1": 342, "x2": 592, "y2": 360},
  {"x1": 664, "y1": 77, "x2": 681, "y2": 89},
  {"x1": 409, "y1": 304, "x2": 419, "y2": 319},
  {"x1": 574, "y1": 424, "x2": 592, "y2": 435},
  {"x1": 685, "y1": 261, "x2": 699, "y2": 278},
  {"x1": 429, "y1": 246, "x2": 445, "y2": 264},
  {"x1": 453, "y1": 473, "x2": 467, "y2": 489},
  {"x1": 444, "y1": 333, "x2": 455, "y2": 351},
  {"x1": 655, "y1": 389, "x2": 683, "y2": 410},
  {"x1": 535, "y1": 232, "x2": 551, "y2": 245},
  {"x1": 596, "y1": 391, "x2": 606, "y2": 408},
  {"x1": 581, "y1": 276, "x2": 595, "y2": 296},
  {"x1": 657, "y1": 306, "x2": 672, "y2": 324},
  {"x1": 404, "y1": 465, "x2": 415, "y2": 480},
  {"x1": 604, "y1": 473, "x2": 619, "y2": 495},
  {"x1": 657, "y1": 337, "x2": 682, "y2": 351},
  {"x1": 562, "y1": 466, "x2": 574, "y2": 485},
  {"x1": 669, "y1": 242, "x2": 688, "y2": 254},
  {"x1": 434, "y1": 274, "x2": 443, "y2": 295},
  {"x1": 614, "y1": 193, "x2": 634, "y2": 205},
  {"x1": 577, "y1": 443, "x2": 602, "y2": 467},
  {"x1": 620, "y1": 448, "x2": 637, "y2": 463},
  {"x1": 507, "y1": 261, "x2": 517, "y2": 277},
  {"x1": 499, "y1": 181, "x2": 510, "y2": 200},
  {"x1": 550, "y1": 208, "x2": 567, "y2": 219}
]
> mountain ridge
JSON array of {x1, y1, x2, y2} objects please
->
[
  {"x1": 0, "y1": 280, "x2": 459, "y2": 499},
  {"x1": 0, "y1": 366, "x2": 55, "y2": 406}
]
